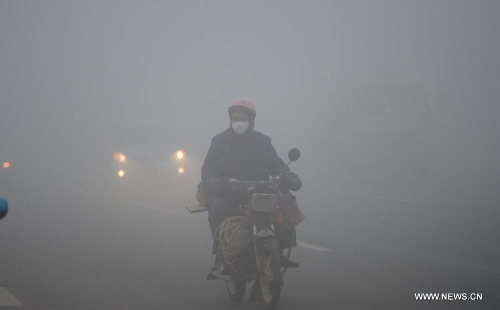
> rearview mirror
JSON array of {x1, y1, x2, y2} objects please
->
[{"x1": 288, "y1": 148, "x2": 301, "y2": 162}]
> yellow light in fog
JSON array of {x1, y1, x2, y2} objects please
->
[
  {"x1": 3, "y1": 162, "x2": 10, "y2": 169},
  {"x1": 178, "y1": 167, "x2": 185, "y2": 175},
  {"x1": 114, "y1": 152, "x2": 126, "y2": 162},
  {"x1": 176, "y1": 150, "x2": 185, "y2": 160},
  {"x1": 118, "y1": 170, "x2": 125, "y2": 177},
  {"x1": 118, "y1": 153, "x2": 127, "y2": 163}
]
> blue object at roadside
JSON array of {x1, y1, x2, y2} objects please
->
[{"x1": 0, "y1": 198, "x2": 8, "y2": 219}]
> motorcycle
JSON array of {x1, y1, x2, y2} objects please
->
[{"x1": 205, "y1": 148, "x2": 302, "y2": 309}]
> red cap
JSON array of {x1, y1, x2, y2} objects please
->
[{"x1": 228, "y1": 99, "x2": 256, "y2": 116}]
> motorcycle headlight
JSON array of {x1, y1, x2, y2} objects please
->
[
  {"x1": 117, "y1": 169, "x2": 125, "y2": 177},
  {"x1": 251, "y1": 193, "x2": 277, "y2": 212}
]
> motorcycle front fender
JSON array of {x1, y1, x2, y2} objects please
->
[{"x1": 254, "y1": 227, "x2": 275, "y2": 238}]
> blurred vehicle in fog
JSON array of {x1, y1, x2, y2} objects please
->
[
  {"x1": 312, "y1": 76, "x2": 438, "y2": 195},
  {"x1": 102, "y1": 126, "x2": 195, "y2": 207},
  {"x1": 0, "y1": 157, "x2": 13, "y2": 182},
  {"x1": 0, "y1": 151, "x2": 17, "y2": 199},
  {"x1": 0, "y1": 126, "x2": 199, "y2": 208}
]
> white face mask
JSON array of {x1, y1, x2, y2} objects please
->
[{"x1": 232, "y1": 121, "x2": 249, "y2": 134}]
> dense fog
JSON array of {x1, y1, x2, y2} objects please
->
[{"x1": 0, "y1": 1, "x2": 498, "y2": 309}]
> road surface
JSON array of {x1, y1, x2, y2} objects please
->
[{"x1": 0, "y1": 189, "x2": 498, "y2": 310}]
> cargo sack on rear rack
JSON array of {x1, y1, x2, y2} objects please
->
[{"x1": 276, "y1": 192, "x2": 305, "y2": 227}]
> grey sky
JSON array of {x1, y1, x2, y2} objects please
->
[{"x1": 0, "y1": 1, "x2": 498, "y2": 195}]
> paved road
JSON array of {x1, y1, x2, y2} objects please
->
[{"x1": 0, "y1": 190, "x2": 498, "y2": 310}]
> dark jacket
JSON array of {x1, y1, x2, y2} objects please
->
[{"x1": 201, "y1": 128, "x2": 288, "y2": 187}]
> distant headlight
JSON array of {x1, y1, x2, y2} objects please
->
[
  {"x1": 114, "y1": 152, "x2": 127, "y2": 163},
  {"x1": 118, "y1": 153, "x2": 127, "y2": 163},
  {"x1": 177, "y1": 167, "x2": 185, "y2": 175},
  {"x1": 117, "y1": 170, "x2": 125, "y2": 177},
  {"x1": 176, "y1": 150, "x2": 185, "y2": 160},
  {"x1": 2, "y1": 162, "x2": 10, "y2": 169}
]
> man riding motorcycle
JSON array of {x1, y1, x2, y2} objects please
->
[{"x1": 201, "y1": 99, "x2": 302, "y2": 275}]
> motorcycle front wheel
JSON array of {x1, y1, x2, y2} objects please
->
[
  {"x1": 257, "y1": 237, "x2": 282, "y2": 309},
  {"x1": 226, "y1": 280, "x2": 246, "y2": 302}
]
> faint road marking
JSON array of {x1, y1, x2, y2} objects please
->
[
  {"x1": 348, "y1": 193, "x2": 416, "y2": 204},
  {"x1": 0, "y1": 287, "x2": 22, "y2": 307},
  {"x1": 138, "y1": 203, "x2": 179, "y2": 214},
  {"x1": 297, "y1": 241, "x2": 332, "y2": 252},
  {"x1": 347, "y1": 193, "x2": 498, "y2": 208},
  {"x1": 368, "y1": 195, "x2": 416, "y2": 203}
]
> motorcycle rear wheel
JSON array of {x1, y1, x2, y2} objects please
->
[{"x1": 258, "y1": 237, "x2": 282, "y2": 309}]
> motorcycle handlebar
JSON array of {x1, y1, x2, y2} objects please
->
[
  {"x1": 228, "y1": 176, "x2": 280, "y2": 183},
  {"x1": 227, "y1": 178, "x2": 279, "y2": 193},
  {"x1": 228, "y1": 178, "x2": 279, "y2": 187},
  {"x1": 228, "y1": 172, "x2": 301, "y2": 192}
]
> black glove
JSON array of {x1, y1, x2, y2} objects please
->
[
  {"x1": 205, "y1": 176, "x2": 229, "y2": 193},
  {"x1": 280, "y1": 171, "x2": 302, "y2": 191}
]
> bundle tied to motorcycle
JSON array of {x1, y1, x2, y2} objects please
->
[{"x1": 193, "y1": 170, "x2": 305, "y2": 259}]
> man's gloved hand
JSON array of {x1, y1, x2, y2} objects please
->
[
  {"x1": 280, "y1": 171, "x2": 302, "y2": 191},
  {"x1": 205, "y1": 177, "x2": 227, "y2": 193}
]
